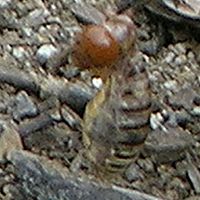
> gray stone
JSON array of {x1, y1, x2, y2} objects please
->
[
  {"x1": 191, "y1": 106, "x2": 200, "y2": 117},
  {"x1": 0, "y1": 0, "x2": 11, "y2": 9},
  {"x1": 20, "y1": 27, "x2": 33, "y2": 38},
  {"x1": 174, "y1": 54, "x2": 187, "y2": 66},
  {"x1": 174, "y1": 110, "x2": 192, "y2": 127},
  {"x1": 137, "y1": 158, "x2": 154, "y2": 173},
  {"x1": 124, "y1": 163, "x2": 143, "y2": 182},
  {"x1": 174, "y1": 43, "x2": 187, "y2": 54},
  {"x1": 164, "y1": 52, "x2": 175, "y2": 64},
  {"x1": 12, "y1": 46, "x2": 27, "y2": 62},
  {"x1": 36, "y1": 44, "x2": 59, "y2": 66},
  {"x1": 0, "y1": 66, "x2": 40, "y2": 95},
  {"x1": 163, "y1": 80, "x2": 177, "y2": 91},
  {"x1": 18, "y1": 113, "x2": 54, "y2": 137},
  {"x1": 0, "y1": 9, "x2": 19, "y2": 29},
  {"x1": 166, "y1": 109, "x2": 192, "y2": 127},
  {"x1": 60, "y1": 65, "x2": 80, "y2": 79},
  {"x1": 175, "y1": 160, "x2": 188, "y2": 179},
  {"x1": 70, "y1": 3, "x2": 106, "y2": 25},
  {"x1": 166, "y1": 87, "x2": 197, "y2": 110},
  {"x1": 0, "y1": 65, "x2": 94, "y2": 117},
  {"x1": 144, "y1": 125, "x2": 194, "y2": 164},
  {"x1": 150, "y1": 112, "x2": 165, "y2": 130},
  {"x1": 11, "y1": 91, "x2": 38, "y2": 122},
  {"x1": 22, "y1": 8, "x2": 50, "y2": 28}
]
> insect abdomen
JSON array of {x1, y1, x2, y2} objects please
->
[{"x1": 83, "y1": 56, "x2": 152, "y2": 172}]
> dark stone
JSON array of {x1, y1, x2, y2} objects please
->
[
  {"x1": 193, "y1": 95, "x2": 200, "y2": 106},
  {"x1": 11, "y1": 91, "x2": 38, "y2": 122},
  {"x1": 18, "y1": 113, "x2": 54, "y2": 137},
  {"x1": 58, "y1": 81, "x2": 96, "y2": 117},
  {"x1": 59, "y1": 65, "x2": 80, "y2": 79},
  {"x1": 0, "y1": 66, "x2": 40, "y2": 95}
]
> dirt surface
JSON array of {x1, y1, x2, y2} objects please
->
[{"x1": 0, "y1": 0, "x2": 200, "y2": 200}]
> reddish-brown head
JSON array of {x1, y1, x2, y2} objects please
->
[{"x1": 72, "y1": 10, "x2": 136, "y2": 80}]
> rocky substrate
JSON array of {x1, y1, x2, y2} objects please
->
[{"x1": 0, "y1": 0, "x2": 199, "y2": 200}]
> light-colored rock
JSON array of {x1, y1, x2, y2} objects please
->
[
  {"x1": 0, "y1": 0, "x2": 11, "y2": 9},
  {"x1": 36, "y1": 44, "x2": 59, "y2": 65},
  {"x1": 0, "y1": 122, "x2": 23, "y2": 162}
]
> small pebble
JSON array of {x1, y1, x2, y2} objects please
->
[
  {"x1": 124, "y1": 163, "x2": 143, "y2": 182},
  {"x1": 174, "y1": 110, "x2": 191, "y2": 127},
  {"x1": 21, "y1": 27, "x2": 33, "y2": 38},
  {"x1": 11, "y1": 91, "x2": 38, "y2": 122},
  {"x1": 27, "y1": 8, "x2": 50, "y2": 26},
  {"x1": 92, "y1": 77, "x2": 103, "y2": 89},
  {"x1": 163, "y1": 80, "x2": 177, "y2": 91},
  {"x1": 187, "y1": 51, "x2": 195, "y2": 60},
  {"x1": 174, "y1": 43, "x2": 186, "y2": 54},
  {"x1": 36, "y1": 44, "x2": 59, "y2": 66},
  {"x1": 137, "y1": 158, "x2": 154, "y2": 173},
  {"x1": 174, "y1": 54, "x2": 187, "y2": 66},
  {"x1": 193, "y1": 96, "x2": 200, "y2": 106},
  {"x1": 0, "y1": 0, "x2": 11, "y2": 8},
  {"x1": 191, "y1": 107, "x2": 200, "y2": 117},
  {"x1": 150, "y1": 112, "x2": 165, "y2": 130},
  {"x1": 175, "y1": 161, "x2": 188, "y2": 178},
  {"x1": 164, "y1": 52, "x2": 175, "y2": 64},
  {"x1": 12, "y1": 46, "x2": 27, "y2": 62},
  {"x1": 60, "y1": 66, "x2": 80, "y2": 79}
]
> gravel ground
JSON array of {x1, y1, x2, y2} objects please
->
[{"x1": 0, "y1": 0, "x2": 200, "y2": 200}]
